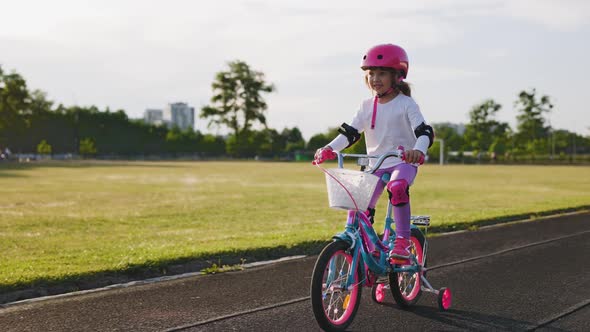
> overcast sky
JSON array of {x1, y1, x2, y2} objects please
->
[{"x1": 1, "y1": 0, "x2": 589, "y2": 139}]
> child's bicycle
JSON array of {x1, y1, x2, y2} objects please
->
[{"x1": 310, "y1": 149, "x2": 452, "y2": 332}]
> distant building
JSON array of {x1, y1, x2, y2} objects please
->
[
  {"x1": 144, "y1": 109, "x2": 165, "y2": 126},
  {"x1": 163, "y1": 102, "x2": 195, "y2": 131}
]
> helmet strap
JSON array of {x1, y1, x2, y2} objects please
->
[{"x1": 377, "y1": 87, "x2": 394, "y2": 98}]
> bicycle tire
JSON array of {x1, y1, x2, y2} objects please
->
[
  {"x1": 389, "y1": 228, "x2": 425, "y2": 308},
  {"x1": 311, "y1": 240, "x2": 363, "y2": 331},
  {"x1": 412, "y1": 228, "x2": 428, "y2": 277}
]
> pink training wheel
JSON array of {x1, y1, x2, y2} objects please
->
[
  {"x1": 371, "y1": 283, "x2": 386, "y2": 304},
  {"x1": 437, "y1": 287, "x2": 452, "y2": 311}
]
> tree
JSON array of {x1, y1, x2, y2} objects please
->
[
  {"x1": 28, "y1": 90, "x2": 53, "y2": 116},
  {"x1": 37, "y1": 139, "x2": 52, "y2": 154},
  {"x1": 2, "y1": 65, "x2": 225, "y2": 156},
  {"x1": 514, "y1": 89, "x2": 553, "y2": 155},
  {"x1": 252, "y1": 129, "x2": 275, "y2": 158},
  {"x1": 225, "y1": 130, "x2": 258, "y2": 158},
  {"x1": 282, "y1": 127, "x2": 306, "y2": 153},
  {"x1": 307, "y1": 133, "x2": 331, "y2": 151},
  {"x1": 201, "y1": 60, "x2": 275, "y2": 144},
  {"x1": 79, "y1": 138, "x2": 97, "y2": 157},
  {"x1": 199, "y1": 134, "x2": 226, "y2": 156},
  {"x1": 431, "y1": 123, "x2": 465, "y2": 162},
  {"x1": 306, "y1": 127, "x2": 366, "y2": 154},
  {"x1": 0, "y1": 66, "x2": 30, "y2": 150},
  {"x1": 464, "y1": 99, "x2": 509, "y2": 155},
  {"x1": 307, "y1": 127, "x2": 339, "y2": 152},
  {"x1": 432, "y1": 123, "x2": 464, "y2": 152}
]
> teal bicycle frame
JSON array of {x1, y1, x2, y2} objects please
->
[
  {"x1": 331, "y1": 200, "x2": 424, "y2": 290},
  {"x1": 328, "y1": 152, "x2": 426, "y2": 291}
]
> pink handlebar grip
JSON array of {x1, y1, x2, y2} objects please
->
[
  {"x1": 312, "y1": 148, "x2": 336, "y2": 165},
  {"x1": 417, "y1": 154, "x2": 425, "y2": 165},
  {"x1": 398, "y1": 145, "x2": 424, "y2": 165}
]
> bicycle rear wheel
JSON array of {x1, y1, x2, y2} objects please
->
[
  {"x1": 310, "y1": 240, "x2": 362, "y2": 331},
  {"x1": 389, "y1": 229, "x2": 425, "y2": 308}
]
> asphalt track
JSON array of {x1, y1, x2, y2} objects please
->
[{"x1": 1, "y1": 212, "x2": 588, "y2": 331}]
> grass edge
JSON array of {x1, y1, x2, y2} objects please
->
[{"x1": 1, "y1": 205, "x2": 589, "y2": 305}]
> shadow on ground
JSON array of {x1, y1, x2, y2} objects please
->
[
  {"x1": 409, "y1": 306, "x2": 560, "y2": 331},
  {"x1": 370, "y1": 302, "x2": 565, "y2": 331}
]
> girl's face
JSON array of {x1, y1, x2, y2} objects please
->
[{"x1": 366, "y1": 68, "x2": 397, "y2": 95}]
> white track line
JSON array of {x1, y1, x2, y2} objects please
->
[
  {"x1": 163, "y1": 297, "x2": 310, "y2": 332},
  {"x1": 526, "y1": 298, "x2": 590, "y2": 331},
  {"x1": 0, "y1": 255, "x2": 306, "y2": 309},
  {"x1": 427, "y1": 229, "x2": 590, "y2": 271}
]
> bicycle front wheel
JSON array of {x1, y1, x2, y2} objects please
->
[{"x1": 310, "y1": 240, "x2": 362, "y2": 331}]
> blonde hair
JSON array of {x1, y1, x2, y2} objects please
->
[{"x1": 364, "y1": 68, "x2": 411, "y2": 97}]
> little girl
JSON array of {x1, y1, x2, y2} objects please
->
[{"x1": 313, "y1": 43, "x2": 434, "y2": 265}]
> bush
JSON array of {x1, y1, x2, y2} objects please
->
[
  {"x1": 79, "y1": 138, "x2": 97, "y2": 157},
  {"x1": 37, "y1": 140, "x2": 52, "y2": 155}
]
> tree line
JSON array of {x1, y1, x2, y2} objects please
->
[
  {"x1": 1, "y1": 62, "x2": 588, "y2": 162},
  {"x1": 427, "y1": 93, "x2": 590, "y2": 163},
  {"x1": 0, "y1": 63, "x2": 303, "y2": 159}
]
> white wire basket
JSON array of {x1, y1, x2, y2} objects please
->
[{"x1": 324, "y1": 168, "x2": 380, "y2": 211}]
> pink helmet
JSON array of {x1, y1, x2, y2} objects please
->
[{"x1": 360, "y1": 44, "x2": 409, "y2": 78}]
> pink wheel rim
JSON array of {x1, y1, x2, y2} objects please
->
[
  {"x1": 375, "y1": 284, "x2": 385, "y2": 303},
  {"x1": 442, "y1": 288, "x2": 452, "y2": 310}
]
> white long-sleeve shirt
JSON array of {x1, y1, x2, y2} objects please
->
[{"x1": 328, "y1": 93, "x2": 430, "y2": 169}]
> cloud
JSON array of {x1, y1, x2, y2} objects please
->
[
  {"x1": 412, "y1": 65, "x2": 483, "y2": 82},
  {"x1": 485, "y1": 49, "x2": 510, "y2": 59},
  {"x1": 501, "y1": 0, "x2": 590, "y2": 31}
]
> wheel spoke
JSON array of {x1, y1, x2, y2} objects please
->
[
  {"x1": 312, "y1": 241, "x2": 361, "y2": 331},
  {"x1": 322, "y1": 252, "x2": 354, "y2": 321}
]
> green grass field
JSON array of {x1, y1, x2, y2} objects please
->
[{"x1": 1, "y1": 161, "x2": 589, "y2": 291}]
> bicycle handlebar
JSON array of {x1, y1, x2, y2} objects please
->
[
  {"x1": 336, "y1": 146, "x2": 424, "y2": 173},
  {"x1": 337, "y1": 150, "x2": 404, "y2": 173}
]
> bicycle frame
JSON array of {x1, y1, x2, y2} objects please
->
[
  {"x1": 313, "y1": 150, "x2": 452, "y2": 320},
  {"x1": 328, "y1": 152, "x2": 423, "y2": 290},
  {"x1": 332, "y1": 208, "x2": 423, "y2": 289}
]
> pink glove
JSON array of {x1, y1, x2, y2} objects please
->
[{"x1": 312, "y1": 147, "x2": 336, "y2": 165}]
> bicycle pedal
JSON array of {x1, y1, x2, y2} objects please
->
[
  {"x1": 389, "y1": 252, "x2": 413, "y2": 264},
  {"x1": 389, "y1": 252, "x2": 410, "y2": 263},
  {"x1": 390, "y1": 253, "x2": 410, "y2": 259},
  {"x1": 389, "y1": 258, "x2": 411, "y2": 266}
]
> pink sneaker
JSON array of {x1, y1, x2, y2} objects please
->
[{"x1": 389, "y1": 236, "x2": 411, "y2": 265}]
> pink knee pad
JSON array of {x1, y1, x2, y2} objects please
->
[{"x1": 386, "y1": 179, "x2": 409, "y2": 206}]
